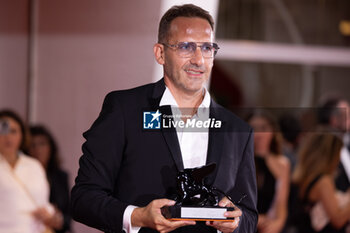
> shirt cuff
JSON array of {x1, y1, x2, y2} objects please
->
[{"x1": 123, "y1": 205, "x2": 141, "y2": 233}]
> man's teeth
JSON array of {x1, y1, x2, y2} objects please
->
[{"x1": 187, "y1": 70, "x2": 202, "y2": 74}]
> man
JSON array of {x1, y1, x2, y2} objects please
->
[{"x1": 71, "y1": 4, "x2": 257, "y2": 233}]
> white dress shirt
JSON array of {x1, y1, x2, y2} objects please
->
[
  {"x1": 0, "y1": 153, "x2": 53, "y2": 233},
  {"x1": 123, "y1": 86, "x2": 211, "y2": 233}
]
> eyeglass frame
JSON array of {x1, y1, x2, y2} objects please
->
[{"x1": 161, "y1": 41, "x2": 220, "y2": 58}]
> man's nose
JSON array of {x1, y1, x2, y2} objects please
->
[{"x1": 190, "y1": 47, "x2": 204, "y2": 66}]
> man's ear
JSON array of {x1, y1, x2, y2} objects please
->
[{"x1": 154, "y1": 43, "x2": 165, "y2": 65}]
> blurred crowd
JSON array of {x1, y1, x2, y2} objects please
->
[
  {"x1": 0, "y1": 110, "x2": 71, "y2": 233},
  {"x1": 1, "y1": 95, "x2": 350, "y2": 233},
  {"x1": 250, "y1": 96, "x2": 350, "y2": 233}
]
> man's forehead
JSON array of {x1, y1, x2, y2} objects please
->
[
  {"x1": 169, "y1": 17, "x2": 213, "y2": 37},
  {"x1": 184, "y1": 27, "x2": 212, "y2": 35}
]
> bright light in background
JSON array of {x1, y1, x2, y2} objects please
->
[
  {"x1": 340, "y1": 20, "x2": 350, "y2": 36},
  {"x1": 152, "y1": 0, "x2": 219, "y2": 83}
]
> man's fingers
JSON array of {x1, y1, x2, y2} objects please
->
[
  {"x1": 149, "y1": 200, "x2": 195, "y2": 233},
  {"x1": 156, "y1": 219, "x2": 195, "y2": 233},
  {"x1": 218, "y1": 197, "x2": 233, "y2": 207},
  {"x1": 224, "y1": 209, "x2": 242, "y2": 218},
  {"x1": 153, "y1": 198, "x2": 176, "y2": 208},
  {"x1": 207, "y1": 218, "x2": 240, "y2": 233},
  {"x1": 212, "y1": 197, "x2": 242, "y2": 232},
  {"x1": 140, "y1": 198, "x2": 196, "y2": 232},
  {"x1": 234, "y1": 216, "x2": 240, "y2": 227},
  {"x1": 170, "y1": 220, "x2": 196, "y2": 228}
]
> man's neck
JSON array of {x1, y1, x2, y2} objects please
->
[
  {"x1": 176, "y1": 89, "x2": 204, "y2": 108},
  {"x1": 174, "y1": 90, "x2": 204, "y2": 120},
  {"x1": 164, "y1": 80, "x2": 204, "y2": 109},
  {"x1": 164, "y1": 78, "x2": 206, "y2": 120}
]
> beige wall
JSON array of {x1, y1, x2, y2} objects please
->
[
  {"x1": 1, "y1": 1, "x2": 161, "y2": 232},
  {"x1": 0, "y1": 0, "x2": 29, "y2": 119}
]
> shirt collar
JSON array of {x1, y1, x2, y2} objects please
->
[{"x1": 159, "y1": 86, "x2": 211, "y2": 108}]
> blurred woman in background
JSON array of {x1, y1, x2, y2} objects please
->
[
  {"x1": 293, "y1": 132, "x2": 350, "y2": 232},
  {"x1": 248, "y1": 111, "x2": 290, "y2": 233},
  {"x1": 29, "y1": 125, "x2": 71, "y2": 233},
  {"x1": 0, "y1": 110, "x2": 54, "y2": 233}
]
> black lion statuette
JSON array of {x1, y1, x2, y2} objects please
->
[{"x1": 174, "y1": 163, "x2": 219, "y2": 207}]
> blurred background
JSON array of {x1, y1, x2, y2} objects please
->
[{"x1": 1, "y1": 0, "x2": 350, "y2": 232}]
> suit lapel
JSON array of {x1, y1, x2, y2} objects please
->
[
  {"x1": 206, "y1": 100, "x2": 225, "y2": 186},
  {"x1": 149, "y1": 79, "x2": 184, "y2": 172},
  {"x1": 160, "y1": 106, "x2": 184, "y2": 171}
]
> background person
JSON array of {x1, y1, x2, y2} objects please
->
[
  {"x1": 0, "y1": 110, "x2": 54, "y2": 233},
  {"x1": 292, "y1": 132, "x2": 350, "y2": 232},
  {"x1": 248, "y1": 110, "x2": 290, "y2": 233},
  {"x1": 317, "y1": 96, "x2": 350, "y2": 192},
  {"x1": 28, "y1": 125, "x2": 71, "y2": 233},
  {"x1": 278, "y1": 113, "x2": 301, "y2": 173}
]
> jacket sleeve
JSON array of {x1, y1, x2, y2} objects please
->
[
  {"x1": 70, "y1": 92, "x2": 128, "y2": 233},
  {"x1": 232, "y1": 129, "x2": 258, "y2": 233}
]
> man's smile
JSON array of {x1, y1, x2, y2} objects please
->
[{"x1": 185, "y1": 68, "x2": 205, "y2": 77}]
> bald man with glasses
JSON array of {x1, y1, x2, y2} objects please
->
[{"x1": 71, "y1": 4, "x2": 257, "y2": 233}]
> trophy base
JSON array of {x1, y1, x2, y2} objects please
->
[{"x1": 161, "y1": 205, "x2": 235, "y2": 221}]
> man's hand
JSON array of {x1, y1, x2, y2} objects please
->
[
  {"x1": 131, "y1": 199, "x2": 196, "y2": 233},
  {"x1": 206, "y1": 197, "x2": 242, "y2": 233}
]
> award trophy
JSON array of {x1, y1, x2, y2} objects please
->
[{"x1": 161, "y1": 163, "x2": 235, "y2": 221}]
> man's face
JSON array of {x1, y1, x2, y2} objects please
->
[{"x1": 162, "y1": 17, "x2": 214, "y2": 94}]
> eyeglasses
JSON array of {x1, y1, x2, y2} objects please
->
[{"x1": 162, "y1": 42, "x2": 220, "y2": 58}]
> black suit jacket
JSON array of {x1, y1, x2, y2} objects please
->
[{"x1": 71, "y1": 79, "x2": 258, "y2": 233}]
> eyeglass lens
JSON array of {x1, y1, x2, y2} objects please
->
[{"x1": 176, "y1": 42, "x2": 218, "y2": 58}]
